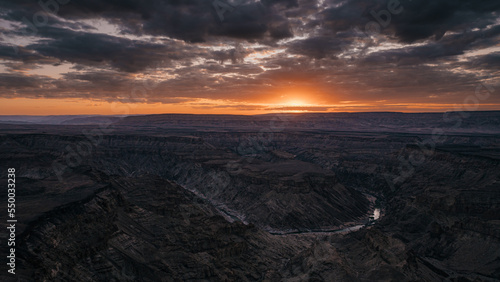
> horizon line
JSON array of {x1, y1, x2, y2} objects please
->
[{"x1": 1, "y1": 110, "x2": 500, "y2": 117}]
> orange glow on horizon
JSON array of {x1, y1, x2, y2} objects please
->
[
  {"x1": 1, "y1": 98, "x2": 500, "y2": 115},
  {"x1": 0, "y1": 98, "x2": 269, "y2": 115}
]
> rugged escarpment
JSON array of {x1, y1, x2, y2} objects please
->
[
  {"x1": 1, "y1": 134, "x2": 371, "y2": 232},
  {"x1": 13, "y1": 174, "x2": 309, "y2": 281},
  {"x1": 280, "y1": 146, "x2": 500, "y2": 281},
  {"x1": 115, "y1": 112, "x2": 500, "y2": 134}
]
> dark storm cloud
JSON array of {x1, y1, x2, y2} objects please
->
[
  {"x1": 389, "y1": 0, "x2": 500, "y2": 43},
  {"x1": 361, "y1": 24, "x2": 500, "y2": 66},
  {"x1": 321, "y1": 0, "x2": 372, "y2": 32},
  {"x1": 1, "y1": 0, "x2": 296, "y2": 42},
  {"x1": 211, "y1": 44, "x2": 250, "y2": 64},
  {"x1": 362, "y1": 42, "x2": 465, "y2": 66},
  {"x1": 287, "y1": 0, "x2": 500, "y2": 65},
  {"x1": 0, "y1": 45, "x2": 56, "y2": 64},
  {"x1": 320, "y1": 0, "x2": 500, "y2": 42},
  {"x1": 0, "y1": 73, "x2": 52, "y2": 89},
  {"x1": 13, "y1": 26, "x2": 209, "y2": 72},
  {"x1": 208, "y1": 2, "x2": 293, "y2": 41},
  {"x1": 3, "y1": 0, "x2": 497, "y2": 65},
  {"x1": 60, "y1": 71, "x2": 133, "y2": 87},
  {"x1": 287, "y1": 36, "x2": 348, "y2": 59},
  {"x1": 0, "y1": 70, "x2": 172, "y2": 102},
  {"x1": 1, "y1": 0, "x2": 296, "y2": 74},
  {"x1": 30, "y1": 34, "x2": 166, "y2": 72},
  {"x1": 470, "y1": 52, "x2": 500, "y2": 70},
  {"x1": 262, "y1": 0, "x2": 299, "y2": 8}
]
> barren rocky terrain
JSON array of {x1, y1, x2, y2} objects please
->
[{"x1": 1, "y1": 112, "x2": 499, "y2": 281}]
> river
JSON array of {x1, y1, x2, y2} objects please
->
[{"x1": 268, "y1": 208, "x2": 381, "y2": 236}]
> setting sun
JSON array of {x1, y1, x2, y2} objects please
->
[{"x1": 284, "y1": 100, "x2": 309, "y2": 107}]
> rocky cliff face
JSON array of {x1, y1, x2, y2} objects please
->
[
  {"x1": 278, "y1": 145, "x2": 500, "y2": 281},
  {"x1": 0, "y1": 133, "x2": 371, "y2": 232},
  {"x1": 13, "y1": 174, "x2": 311, "y2": 281}
]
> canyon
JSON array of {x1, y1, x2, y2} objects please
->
[{"x1": 0, "y1": 112, "x2": 499, "y2": 281}]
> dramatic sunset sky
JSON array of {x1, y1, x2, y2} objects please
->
[{"x1": 0, "y1": 0, "x2": 499, "y2": 115}]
